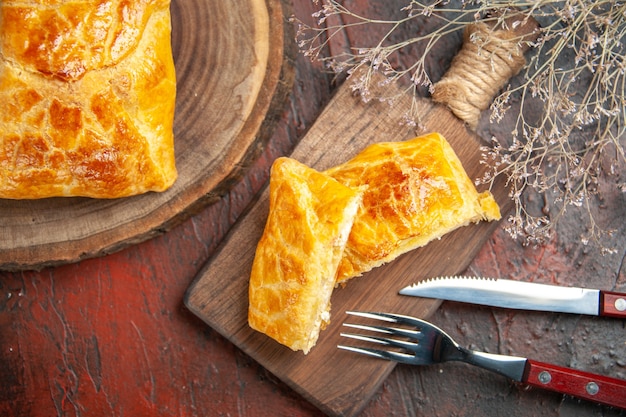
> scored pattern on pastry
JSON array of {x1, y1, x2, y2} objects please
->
[
  {"x1": 248, "y1": 135, "x2": 501, "y2": 354},
  {"x1": 325, "y1": 132, "x2": 501, "y2": 284},
  {"x1": 248, "y1": 157, "x2": 362, "y2": 354},
  {"x1": 0, "y1": 0, "x2": 177, "y2": 198}
]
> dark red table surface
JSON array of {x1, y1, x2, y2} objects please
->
[{"x1": 2, "y1": 2, "x2": 625, "y2": 416}]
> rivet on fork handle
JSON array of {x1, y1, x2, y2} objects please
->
[{"x1": 524, "y1": 360, "x2": 626, "y2": 409}]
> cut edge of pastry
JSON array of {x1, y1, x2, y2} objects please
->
[
  {"x1": 299, "y1": 185, "x2": 361, "y2": 354},
  {"x1": 248, "y1": 157, "x2": 362, "y2": 354}
]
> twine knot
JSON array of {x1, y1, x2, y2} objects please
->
[{"x1": 432, "y1": 16, "x2": 539, "y2": 129}]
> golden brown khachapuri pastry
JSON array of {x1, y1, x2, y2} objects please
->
[
  {"x1": 325, "y1": 132, "x2": 501, "y2": 284},
  {"x1": 248, "y1": 157, "x2": 362, "y2": 354},
  {"x1": 0, "y1": 0, "x2": 177, "y2": 199}
]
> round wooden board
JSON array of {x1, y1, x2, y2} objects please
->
[{"x1": 0, "y1": 0, "x2": 295, "y2": 271}]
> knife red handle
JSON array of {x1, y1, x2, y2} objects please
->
[
  {"x1": 524, "y1": 359, "x2": 626, "y2": 409},
  {"x1": 600, "y1": 290, "x2": 626, "y2": 318}
]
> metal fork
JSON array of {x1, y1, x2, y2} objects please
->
[{"x1": 339, "y1": 311, "x2": 626, "y2": 410}]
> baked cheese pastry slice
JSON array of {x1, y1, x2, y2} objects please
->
[
  {"x1": 325, "y1": 132, "x2": 501, "y2": 284},
  {"x1": 0, "y1": 0, "x2": 177, "y2": 199},
  {"x1": 248, "y1": 157, "x2": 362, "y2": 354}
]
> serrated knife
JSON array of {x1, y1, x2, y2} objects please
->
[{"x1": 399, "y1": 276, "x2": 626, "y2": 318}]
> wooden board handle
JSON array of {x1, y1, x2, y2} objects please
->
[
  {"x1": 600, "y1": 291, "x2": 626, "y2": 318},
  {"x1": 524, "y1": 359, "x2": 626, "y2": 409}
]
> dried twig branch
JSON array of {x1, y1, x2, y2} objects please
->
[{"x1": 294, "y1": 0, "x2": 625, "y2": 252}]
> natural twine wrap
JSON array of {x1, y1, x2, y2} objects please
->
[{"x1": 432, "y1": 16, "x2": 539, "y2": 129}]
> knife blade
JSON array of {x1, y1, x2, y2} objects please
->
[{"x1": 399, "y1": 276, "x2": 626, "y2": 318}]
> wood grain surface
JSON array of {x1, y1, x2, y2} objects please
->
[
  {"x1": 185, "y1": 75, "x2": 513, "y2": 417},
  {"x1": 0, "y1": 0, "x2": 294, "y2": 271},
  {"x1": 2, "y1": 2, "x2": 625, "y2": 416}
]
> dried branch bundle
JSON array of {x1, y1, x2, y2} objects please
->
[{"x1": 294, "y1": 0, "x2": 625, "y2": 252}]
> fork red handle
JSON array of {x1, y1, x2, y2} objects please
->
[{"x1": 524, "y1": 359, "x2": 626, "y2": 409}]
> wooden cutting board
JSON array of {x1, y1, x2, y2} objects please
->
[
  {"x1": 0, "y1": 0, "x2": 294, "y2": 270},
  {"x1": 185, "y1": 76, "x2": 513, "y2": 416}
]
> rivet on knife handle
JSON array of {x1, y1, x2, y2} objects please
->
[{"x1": 601, "y1": 291, "x2": 626, "y2": 318}]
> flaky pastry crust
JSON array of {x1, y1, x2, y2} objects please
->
[
  {"x1": 326, "y1": 132, "x2": 501, "y2": 284},
  {"x1": 0, "y1": 0, "x2": 177, "y2": 199},
  {"x1": 248, "y1": 157, "x2": 362, "y2": 354}
]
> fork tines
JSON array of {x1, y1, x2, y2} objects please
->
[{"x1": 337, "y1": 311, "x2": 422, "y2": 364}]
